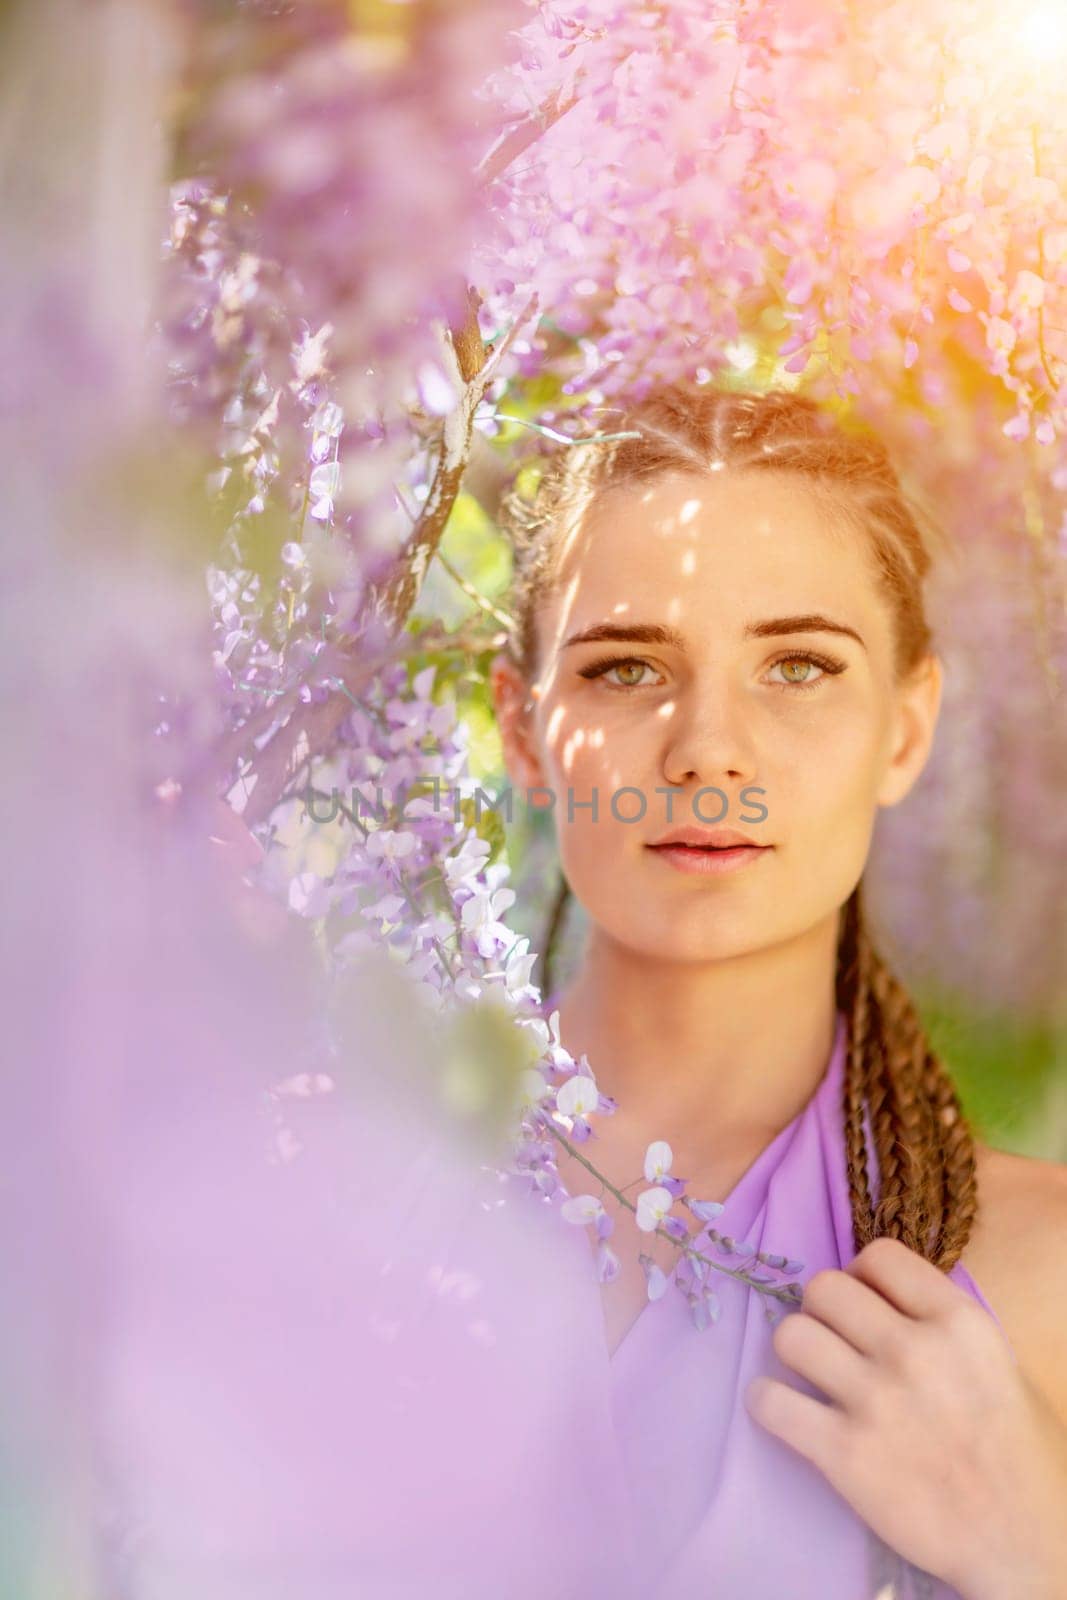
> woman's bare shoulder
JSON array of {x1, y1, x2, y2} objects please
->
[
  {"x1": 967, "y1": 1138, "x2": 1067, "y2": 1287},
  {"x1": 972, "y1": 1135, "x2": 1067, "y2": 1195},
  {"x1": 964, "y1": 1139, "x2": 1067, "y2": 1419}
]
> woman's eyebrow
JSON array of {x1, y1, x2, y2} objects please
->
[
  {"x1": 745, "y1": 613, "x2": 867, "y2": 650},
  {"x1": 561, "y1": 622, "x2": 684, "y2": 650},
  {"x1": 560, "y1": 615, "x2": 866, "y2": 651}
]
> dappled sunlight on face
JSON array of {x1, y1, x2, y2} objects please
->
[{"x1": 525, "y1": 468, "x2": 906, "y2": 964}]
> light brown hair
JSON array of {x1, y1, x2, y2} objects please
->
[{"x1": 498, "y1": 382, "x2": 977, "y2": 1272}]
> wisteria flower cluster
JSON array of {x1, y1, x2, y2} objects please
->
[
  {"x1": 474, "y1": 0, "x2": 1067, "y2": 456},
  {"x1": 176, "y1": 0, "x2": 514, "y2": 414},
  {"x1": 169, "y1": 0, "x2": 1067, "y2": 1037},
  {"x1": 166, "y1": 0, "x2": 520, "y2": 590},
  {"x1": 255, "y1": 650, "x2": 806, "y2": 1330}
]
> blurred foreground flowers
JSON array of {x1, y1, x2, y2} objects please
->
[{"x1": 0, "y1": 4, "x2": 643, "y2": 1596}]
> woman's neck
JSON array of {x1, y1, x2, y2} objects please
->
[{"x1": 550, "y1": 912, "x2": 841, "y2": 1149}]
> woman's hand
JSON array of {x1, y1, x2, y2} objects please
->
[{"x1": 744, "y1": 1235, "x2": 1067, "y2": 1599}]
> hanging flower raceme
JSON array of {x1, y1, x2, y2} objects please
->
[{"x1": 227, "y1": 638, "x2": 807, "y2": 1329}]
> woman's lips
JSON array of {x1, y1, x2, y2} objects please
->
[{"x1": 646, "y1": 843, "x2": 772, "y2": 876}]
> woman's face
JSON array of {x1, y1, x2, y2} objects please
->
[{"x1": 491, "y1": 467, "x2": 942, "y2": 965}]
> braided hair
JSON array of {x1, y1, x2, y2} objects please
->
[{"x1": 498, "y1": 382, "x2": 977, "y2": 1272}]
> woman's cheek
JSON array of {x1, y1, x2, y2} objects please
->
[{"x1": 541, "y1": 743, "x2": 621, "y2": 823}]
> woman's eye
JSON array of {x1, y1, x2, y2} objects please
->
[
  {"x1": 766, "y1": 652, "x2": 846, "y2": 692},
  {"x1": 577, "y1": 655, "x2": 662, "y2": 690},
  {"x1": 576, "y1": 651, "x2": 846, "y2": 693}
]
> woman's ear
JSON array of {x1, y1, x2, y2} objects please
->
[
  {"x1": 490, "y1": 651, "x2": 546, "y2": 795},
  {"x1": 876, "y1": 651, "x2": 944, "y2": 808}
]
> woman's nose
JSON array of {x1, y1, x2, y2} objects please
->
[{"x1": 660, "y1": 689, "x2": 759, "y2": 790}]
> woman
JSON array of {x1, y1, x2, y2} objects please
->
[{"x1": 490, "y1": 385, "x2": 1067, "y2": 1599}]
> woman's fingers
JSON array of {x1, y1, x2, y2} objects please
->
[{"x1": 770, "y1": 1307, "x2": 871, "y2": 1410}]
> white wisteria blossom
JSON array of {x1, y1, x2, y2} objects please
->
[
  {"x1": 361, "y1": 892, "x2": 406, "y2": 926},
  {"x1": 308, "y1": 459, "x2": 341, "y2": 520},
  {"x1": 555, "y1": 1072, "x2": 600, "y2": 1121},
  {"x1": 309, "y1": 399, "x2": 344, "y2": 455},
  {"x1": 499, "y1": 935, "x2": 537, "y2": 998},
  {"x1": 635, "y1": 1185, "x2": 675, "y2": 1235},
  {"x1": 644, "y1": 1140, "x2": 673, "y2": 1183},
  {"x1": 366, "y1": 827, "x2": 418, "y2": 864},
  {"x1": 443, "y1": 830, "x2": 492, "y2": 892},
  {"x1": 560, "y1": 1193, "x2": 606, "y2": 1227},
  {"x1": 459, "y1": 883, "x2": 517, "y2": 958},
  {"x1": 520, "y1": 1007, "x2": 574, "y2": 1072}
]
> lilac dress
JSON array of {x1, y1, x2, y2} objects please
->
[{"x1": 541, "y1": 997, "x2": 1011, "y2": 1600}]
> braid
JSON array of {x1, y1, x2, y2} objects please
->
[
  {"x1": 839, "y1": 881, "x2": 979, "y2": 1270},
  {"x1": 920, "y1": 1032, "x2": 980, "y2": 1270},
  {"x1": 837, "y1": 885, "x2": 878, "y2": 1250}
]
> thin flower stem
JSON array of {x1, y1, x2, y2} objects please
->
[
  {"x1": 491, "y1": 413, "x2": 643, "y2": 447},
  {"x1": 545, "y1": 1122, "x2": 803, "y2": 1306},
  {"x1": 433, "y1": 548, "x2": 516, "y2": 631}
]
